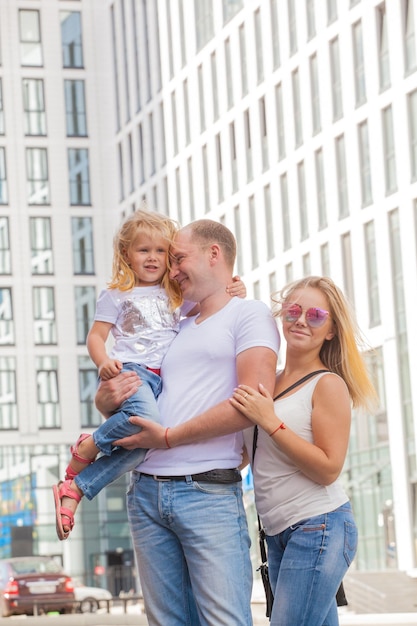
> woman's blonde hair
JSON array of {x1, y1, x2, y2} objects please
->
[
  {"x1": 108, "y1": 210, "x2": 183, "y2": 310},
  {"x1": 273, "y1": 276, "x2": 378, "y2": 411}
]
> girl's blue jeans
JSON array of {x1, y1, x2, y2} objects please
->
[
  {"x1": 266, "y1": 502, "x2": 358, "y2": 626},
  {"x1": 75, "y1": 363, "x2": 161, "y2": 500}
]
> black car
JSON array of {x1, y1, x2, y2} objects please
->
[{"x1": 0, "y1": 555, "x2": 75, "y2": 617}]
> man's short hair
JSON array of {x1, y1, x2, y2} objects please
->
[{"x1": 186, "y1": 220, "x2": 237, "y2": 269}]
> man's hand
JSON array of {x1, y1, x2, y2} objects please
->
[
  {"x1": 95, "y1": 370, "x2": 141, "y2": 418},
  {"x1": 114, "y1": 417, "x2": 167, "y2": 449}
]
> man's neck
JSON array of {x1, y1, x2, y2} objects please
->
[{"x1": 195, "y1": 289, "x2": 233, "y2": 323}]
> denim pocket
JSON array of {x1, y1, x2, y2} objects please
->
[{"x1": 343, "y1": 520, "x2": 358, "y2": 566}]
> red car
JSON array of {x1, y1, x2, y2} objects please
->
[{"x1": 0, "y1": 555, "x2": 75, "y2": 617}]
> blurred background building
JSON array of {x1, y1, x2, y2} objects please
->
[{"x1": 0, "y1": 0, "x2": 417, "y2": 593}]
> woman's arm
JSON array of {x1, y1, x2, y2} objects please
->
[{"x1": 230, "y1": 375, "x2": 351, "y2": 485}]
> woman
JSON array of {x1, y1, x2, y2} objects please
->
[{"x1": 230, "y1": 276, "x2": 377, "y2": 626}]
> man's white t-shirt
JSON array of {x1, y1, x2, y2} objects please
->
[{"x1": 139, "y1": 297, "x2": 280, "y2": 475}]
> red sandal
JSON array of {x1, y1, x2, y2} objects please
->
[
  {"x1": 65, "y1": 433, "x2": 95, "y2": 480},
  {"x1": 52, "y1": 480, "x2": 82, "y2": 541}
]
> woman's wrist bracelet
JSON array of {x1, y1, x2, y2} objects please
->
[
  {"x1": 165, "y1": 427, "x2": 171, "y2": 449},
  {"x1": 269, "y1": 422, "x2": 286, "y2": 437}
]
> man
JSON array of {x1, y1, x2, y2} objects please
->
[{"x1": 96, "y1": 220, "x2": 279, "y2": 626}]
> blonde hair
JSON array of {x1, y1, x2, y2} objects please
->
[
  {"x1": 273, "y1": 276, "x2": 378, "y2": 411},
  {"x1": 185, "y1": 220, "x2": 236, "y2": 270},
  {"x1": 108, "y1": 210, "x2": 183, "y2": 310}
]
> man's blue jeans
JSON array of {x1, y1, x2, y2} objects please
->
[
  {"x1": 75, "y1": 363, "x2": 161, "y2": 500},
  {"x1": 266, "y1": 502, "x2": 358, "y2": 626},
  {"x1": 127, "y1": 472, "x2": 253, "y2": 626}
]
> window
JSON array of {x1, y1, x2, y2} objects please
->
[
  {"x1": 327, "y1": 0, "x2": 338, "y2": 23},
  {"x1": 315, "y1": 148, "x2": 327, "y2": 229},
  {"x1": 302, "y1": 253, "x2": 311, "y2": 276},
  {"x1": 264, "y1": 184, "x2": 275, "y2": 261},
  {"x1": 118, "y1": 142, "x2": 124, "y2": 201},
  {"x1": 404, "y1": 0, "x2": 417, "y2": 74},
  {"x1": 306, "y1": 0, "x2": 316, "y2": 39},
  {"x1": 131, "y1": 0, "x2": 141, "y2": 111},
  {"x1": 215, "y1": 133, "x2": 223, "y2": 203},
  {"x1": 202, "y1": 145, "x2": 210, "y2": 213},
  {"x1": 292, "y1": 69, "x2": 303, "y2": 147},
  {"x1": 175, "y1": 167, "x2": 183, "y2": 224},
  {"x1": 297, "y1": 161, "x2": 309, "y2": 241},
  {"x1": 0, "y1": 218, "x2": 10, "y2": 274},
  {"x1": 377, "y1": 3, "x2": 390, "y2": 91},
  {"x1": 320, "y1": 242, "x2": 330, "y2": 276},
  {"x1": 288, "y1": 0, "x2": 297, "y2": 55},
  {"x1": 23, "y1": 79, "x2": 46, "y2": 135},
  {"x1": 0, "y1": 148, "x2": 8, "y2": 204},
  {"x1": 280, "y1": 173, "x2": 291, "y2": 250},
  {"x1": 352, "y1": 21, "x2": 366, "y2": 106},
  {"x1": 60, "y1": 11, "x2": 83, "y2": 68},
  {"x1": 187, "y1": 157, "x2": 195, "y2": 221},
  {"x1": 30, "y1": 217, "x2": 53, "y2": 274},
  {"x1": 310, "y1": 53, "x2": 321, "y2": 134},
  {"x1": 149, "y1": 113, "x2": 156, "y2": 175},
  {"x1": 211, "y1": 52, "x2": 219, "y2": 121},
  {"x1": 110, "y1": 6, "x2": 121, "y2": 131},
  {"x1": 0, "y1": 79, "x2": 4, "y2": 134},
  {"x1": 381, "y1": 106, "x2": 397, "y2": 194},
  {"x1": 222, "y1": 0, "x2": 243, "y2": 23},
  {"x1": 270, "y1": 0, "x2": 280, "y2": 69},
  {"x1": 171, "y1": 90, "x2": 178, "y2": 156},
  {"x1": 64, "y1": 80, "x2": 87, "y2": 136},
  {"x1": 248, "y1": 196, "x2": 258, "y2": 269},
  {"x1": 408, "y1": 89, "x2": 417, "y2": 180},
  {"x1": 254, "y1": 9, "x2": 264, "y2": 84},
  {"x1": 335, "y1": 135, "x2": 349, "y2": 218},
  {"x1": 0, "y1": 288, "x2": 14, "y2": 345},
  {"x1": 269, "y1": 271, "x2": 277, "y2": 295},
  {"x1": 364, "y1": 220, "x2": 380, "y2": 326},
  {"x1": 329, "y1": 37, "x2": 343, "y2": 120},
  {"x1": 72, "y1": 217, "x2": 94, "y2": 274},
  {"x1": 233, "y1": 205, "x2": 243, "y2": 274},
  {"x1": 33, "y1": 286, "x2": 56, "y2": 344},
  {"x1": 179, "y1": 0, "x2": 187, "y2": 67},
  {"x1": 159, "y1": 103, "x2": 166, "y2": 166},
  {"x1": 120, "y1": 0, "x2": 130, "y2": 123},
  {"x1": 26, "y1": 148, "x2": 49, "y2": 204},
  {"x1": 36, "y1": 356, "x2": 60, "y2": 428},
  {"x1": 138, "y1": 123, "x2": 145, "y2": 184},
  {"x1": 341, "y1": 231, "x2": 355, "y2": 305},
  {"x1": 183, "y1": 80, "x2": 190, "y2": 146},
  {"x1": 68, "y1": 148, "x2": 90, "y2": 205},
  {"x1": 166, "y1": 0, "x2": 174, "y2": 79},
  {"x1": 225, "y1": 38, "x2": 234, "y2": 109},
  {"x1": 195, "y1": 0, "x2": 214, "y2": 51},
  {"x1": 230, "y1": 121, "x2": 238, "y2": 193},
  {"x1": 19, "y1": 10, "x2": 42, "y2": 66},
  {"x1": 259, "y1": 96, "x2": 269, "y2": 171},
  {"x1": 74, "y1": 286, "x2": 96, "y2": 344},
  {"x1": 244, "y1": 109, "x2": 253, "y2": 182},
  {"x1": 0, "y1": 357, "x2": 17, "y2": 429},
  {"x1": 275, "y1": 83, "x2": 286, "y2": 160},
  {"x1": 358, "y1": 120, "x2": 372, "y2": 206},
  {"x1": 79, "y1": 356, "x2": 101, "y2": 428},
  {"x1": 239, "y1": 24, "x2": 248, "y2": 97},
  {"x1": 198, "y1": 65, "x2": 206, "y2": 132},
  {"x1": 128, "y1": 133, "x2": 134, "y2": 192}
]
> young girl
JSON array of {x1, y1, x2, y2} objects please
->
[
  {"x1": 53, "y1": 210, "x2": 244, "y2": 540},
  {"x1": 230, "y1": 276, "x2": 377, "y2": 626}
]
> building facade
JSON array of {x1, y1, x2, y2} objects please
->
[{"x1": 0, "y1": 0, "x2": 417, "y2": 587}]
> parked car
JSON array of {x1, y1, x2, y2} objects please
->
[
  {"x1": 0, "y1": 555, "x2": 75, "y2": 617},
  {"x1": 72, "y1": 578, "x2": 113, "y2": 613}
]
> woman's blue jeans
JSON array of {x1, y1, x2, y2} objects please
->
[
  {"x1": 75, "y1": 363, "x2": 161, "y2": 500},
  {"x1": 266, "y1": 502, "x2": 357, "y2": 626},
  {"x1": 126, "y1": 472, "x2": 253, "y2": 626}
]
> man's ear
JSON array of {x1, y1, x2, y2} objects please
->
[{"x1": 209, "y1": 244, "x2": 221, "y2": 264}]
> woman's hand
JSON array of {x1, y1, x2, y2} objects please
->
[
  {"x1": 230, "y1": 383, "x2": 278, "y2": 434},
  {"x1": 114, "y1": 416, "x2": 167, "y2": 449}
]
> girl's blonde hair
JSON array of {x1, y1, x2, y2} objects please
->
[
  {"x1": 273, "y1": 276, "x2": 378, "y2": 411},
  {"x1": 108, "y1": 210, "x2": 183, "y2": 310}
]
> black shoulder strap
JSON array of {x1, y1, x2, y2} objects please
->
[{"x1": 252, "y1": 369, "x2": 329, "y2": 463}]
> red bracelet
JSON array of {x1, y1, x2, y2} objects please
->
[
  {"x1": 165, "y1": 427, "x2": 171, "y2": 449},
  {"x1": 269, "y1": 422, "x2": 286, "y2": 437}
]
